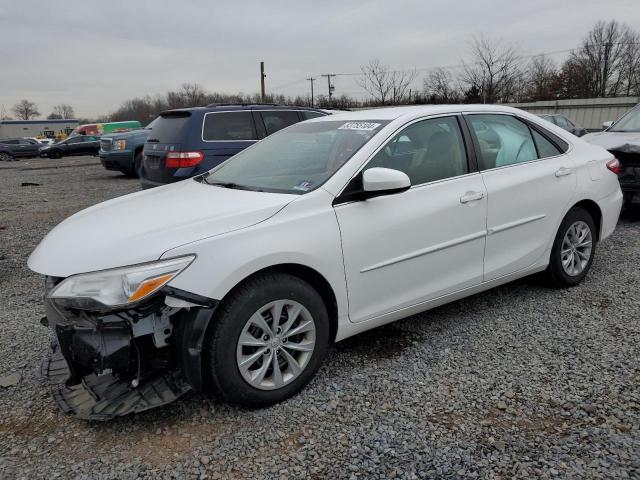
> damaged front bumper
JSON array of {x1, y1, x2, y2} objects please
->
[
  {"x1": 40, "y1": 278, "x2": 217, "y2": 421},
  {"x1": 610, "y1": 149, "x2": 640, "y2": 204}
]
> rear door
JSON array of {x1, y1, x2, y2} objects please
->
[{"x1": 465, "y1": 113, "x2": 576, "y2": 281}]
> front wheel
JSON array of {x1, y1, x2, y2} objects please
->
[
  {"x1": 203, "y1": 273, "x2": 330, "y2": 407},
  {"x1": 545, "y1": 207, "x2": 596, "y2": 287},
  {"x1": 0, "y1": 152, "x2": 12, "y2": 162}
]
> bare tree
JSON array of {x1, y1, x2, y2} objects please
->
[
  {"x1": 180, "y1": 83, "x2": 208, "y2": 107},
  {"x1": 12, "y1": 99, "x2": 40, "y2": 120},
  {"x1": 358, "y1": 59, "x2": 416, "y2": 105},
  {"x1": 423, "y1": 67, "x2": 460, "y2": 103},
  {"x1": 570, "y1": 20, "x2": 632, "y2": 97},
  {"x1": 618, "y1": 29, "x2": 640, "y2": 96},
  {"x1": 50, "y1": 104, "x2": 75, "y2": 119},
  {"x1": 461, "y1": 35, "x2": 522, "y2": 103},
  {"x1": 526, "y1": 55, "x2": 558, "y2": 101}
]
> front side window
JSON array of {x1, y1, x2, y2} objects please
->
[
  {"x1": 202, "y1": 112, "x2": 256, "y2": 141},
  {"x1": 203, "y1": 120, "x2": 389, "y2": 193},
  {"x1": 65, "y1": 137, "x2": 82, "y2": 144},
  {"x1": 260, "y1": 111, "x2": 301, "y2": 135},
  {"x1": 365, "y1": 116, "x2": 468, "y2": 186}
]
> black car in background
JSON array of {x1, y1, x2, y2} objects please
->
[
  {"x1": 0, "y1": 138, "x2": 44, "y2": 161},
  {"x1": 140, "y1": 104, "x2": 327, "y2": 189},
  {"x1": 539, "y1": 114, "x2": 588, "y2": 137},
  {"x1": 39, "y1": 135, "x2": 100, "y2": 159}
]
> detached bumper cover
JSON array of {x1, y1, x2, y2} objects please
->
[
  {"x1": 40, "y1": 282, "x2": 217, "y2": 421},
  {"x1": 41, "y1": 339, "x2": 191, "y2": 421}
]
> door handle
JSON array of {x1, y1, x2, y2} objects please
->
[
  {"x1": 460, "y1": 191, "x2": 485, "y2": 204},
  {"x1": 555, "y1": 167, "x2": 573, "y2": 177}
]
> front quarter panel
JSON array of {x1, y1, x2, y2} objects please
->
[{"x1": 161, "y1": 188, "x2": 349, "y2": 325}]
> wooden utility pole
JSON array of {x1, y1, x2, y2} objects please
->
[
  {"x1": 260, "y1": 61, "x2": 266, "y2": 102},
  {"x1": 321, "y1": 74, "x2": 336, "y2": 106},
  {"x1": 306, "y1": 77, "x2": 316, "y2": 107}
]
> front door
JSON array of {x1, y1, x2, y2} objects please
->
[
  {"x1": 465, "y1": 113, "x2": 577, "y2": 281},
  {"x1": 334, "y1": 115, "x2": 487, "y2": 322}
]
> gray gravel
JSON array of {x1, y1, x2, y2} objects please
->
[{"x1": 1, "y1": 156, "x2": 639, "y2": 479}]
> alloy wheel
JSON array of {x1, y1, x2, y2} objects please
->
[
  {"x1": 561, "y1": 220, "x2": 593, "y2": 276},
  {"x1": 236, "y1": 300, "x2": 316, "y2": 390}
]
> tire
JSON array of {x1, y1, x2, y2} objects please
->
[
  {"x1": 0, "y1": 152, "x2": 12, "y2": 162},
  {"x1": 203, "y1": 273, "x2": 330, "y2": 407},
  {"x1": 133, "y1": 151, "x2": 143, "y2": 178},
  {"x1": 52, "y1": 151, "x2": 62, "y2": 159},
  {"x1": 545, "y1": 207, "x2": 596, "y2": 288}
]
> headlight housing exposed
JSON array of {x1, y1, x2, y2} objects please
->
[
  {"x1": 48, "y1": 255, "x2": 195, "y2": 311},
  {"x1": 113, "y1": 139, "x2": 127, "y2": 150}
]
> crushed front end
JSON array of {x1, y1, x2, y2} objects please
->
[
  {"x1": 611, "y1": 149, "x2": 640, "y2": 204},
  {"x1": 41, "y1": 274, "x2": 217, "y2": 421}
]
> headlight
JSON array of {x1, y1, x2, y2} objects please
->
[
  {"x1": 113, "y1": 139, "x2": 126, "y2": 150},
  {"x1": 49, "y1": 255, "x2": 195, "y2": 311}
]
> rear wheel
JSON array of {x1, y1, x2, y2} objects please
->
[
  {"x1": 0, "y1": 152, "x2": 12, "y2": 162},
  {"x1": 203, "y1": 273, "x2": 329, "y2": 407},
  {"x1": 545, "y1": 207, "x2": 596, "y2": 287}
]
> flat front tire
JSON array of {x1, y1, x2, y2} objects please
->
[
  {"x1": 203, "y1": 273, "x2": 329, "y2": 407},
  {"x1": 545, "y1": 207, "x2": 596, "y2": 288}
]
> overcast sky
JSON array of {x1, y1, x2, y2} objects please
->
[{"x1": 1, "y1": 0, "x2": 639, "y2": 119}]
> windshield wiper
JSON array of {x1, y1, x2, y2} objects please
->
[{"x1": 200, "y1": 175, "x2": 263, "y2": 191}]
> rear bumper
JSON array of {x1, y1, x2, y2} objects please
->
[
  {"x1": 598, "y1": 188, "x2": 624, "y2": 241},
  {"x1": 100, "y1": 151, "x2": 134, "y2": 171}
]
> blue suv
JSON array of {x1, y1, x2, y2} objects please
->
[{"x1": 139, "y1": 104, "x2": 327, "y2": 189}]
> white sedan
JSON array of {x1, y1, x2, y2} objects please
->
[{"x1": 28, "y1": 105, "x2": 623, "y2": 419}]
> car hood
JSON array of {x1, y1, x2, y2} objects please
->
[
  {"x1": 28, "y1": 180, "x2": 297, "y2": 277},
  {"x1": 582, "y1": 131, "x2": 640, "y2": 154}
]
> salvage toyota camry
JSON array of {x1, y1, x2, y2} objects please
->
[{"x1": 29, "y1": 105, "x2": 623, "y2": 420}]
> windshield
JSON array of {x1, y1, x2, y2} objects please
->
[
  {"x1": 203, "y1": 120, "x2": 390, "y2": 194},
  {"x1": 145, "y1": 117, "x2": 160, "y2": 130},
  {"x1": 610, "y1": 108, "x2": 640, "y2": 132}
]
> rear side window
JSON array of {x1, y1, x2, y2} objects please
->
[
  {"x1": 260, "y1": 111, "x2": 301, "y2": 135},
  {"x1": 148, "y1": 112, "x2": 191, "y2": 143},
  {"x1": 531, "y1": 129, "x2": 561, "y2": 158},
  {"x1": 302, "y1": 111, "x2": 325, "y2": 120},
  {"x1": 203, "y1": 112, "x2": 256, "y2": 141},
  {"x1": 468, "y1": 115, "x2": 545, "y2": 170}
]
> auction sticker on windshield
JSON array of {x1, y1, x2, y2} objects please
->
[{"x1": 338, "y1": 122, "x2": 382, "y2": 131}]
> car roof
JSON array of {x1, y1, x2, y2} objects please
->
[
  {"x1": 161, "y1": 104, "x2": 326, "y2": 115},
  {"x1": 310, "y1": 104, "x2": 527, "y2": 122}
]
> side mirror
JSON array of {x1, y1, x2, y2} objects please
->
[
  {"x1": 362, "y1": 167, "x2": 411, "y2": 195},
  {"x1": 602, "y1": 121, "x2": 613, "y2": 130}
]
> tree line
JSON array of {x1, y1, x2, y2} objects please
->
[{"x1": 4, "y1": 20, "x2": 639, "y2": 124}]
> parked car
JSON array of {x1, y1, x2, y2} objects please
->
[
  {"x1": 583, "y1": 104, "x2": 640, "y2": 204},
  {"x1": 26, "y1": 137, "x2": 55, "y2": 146},
  {"x1": 539, "y1": 114, "x2": 588, "y2": 137},
  {"x1": 140, "y1": 104, "x2": 327, "y2": 189},
  {"x1": 28, "y1": 105, "x2": 622, "y2": 420},
  {"x1": 39, "y1": 135, "x2": 100, "y2": 159},
  {"x1": 0, "y1": 138, "x2": 46, "y2": 161},
  {"x1": 100, "y1": 119, "x2": 157, "y2": 177}
]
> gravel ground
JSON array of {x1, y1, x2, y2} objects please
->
[{"x1": 0, "y1": 156, "x2": 639, "y2": 479}]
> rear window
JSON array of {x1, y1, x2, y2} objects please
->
[
  {"x1": 147, "y1": 112, "x2": 191, "y2": 143},
  {"x1": 203, "y1": 111, "x2": 256, "y2": 141}
]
